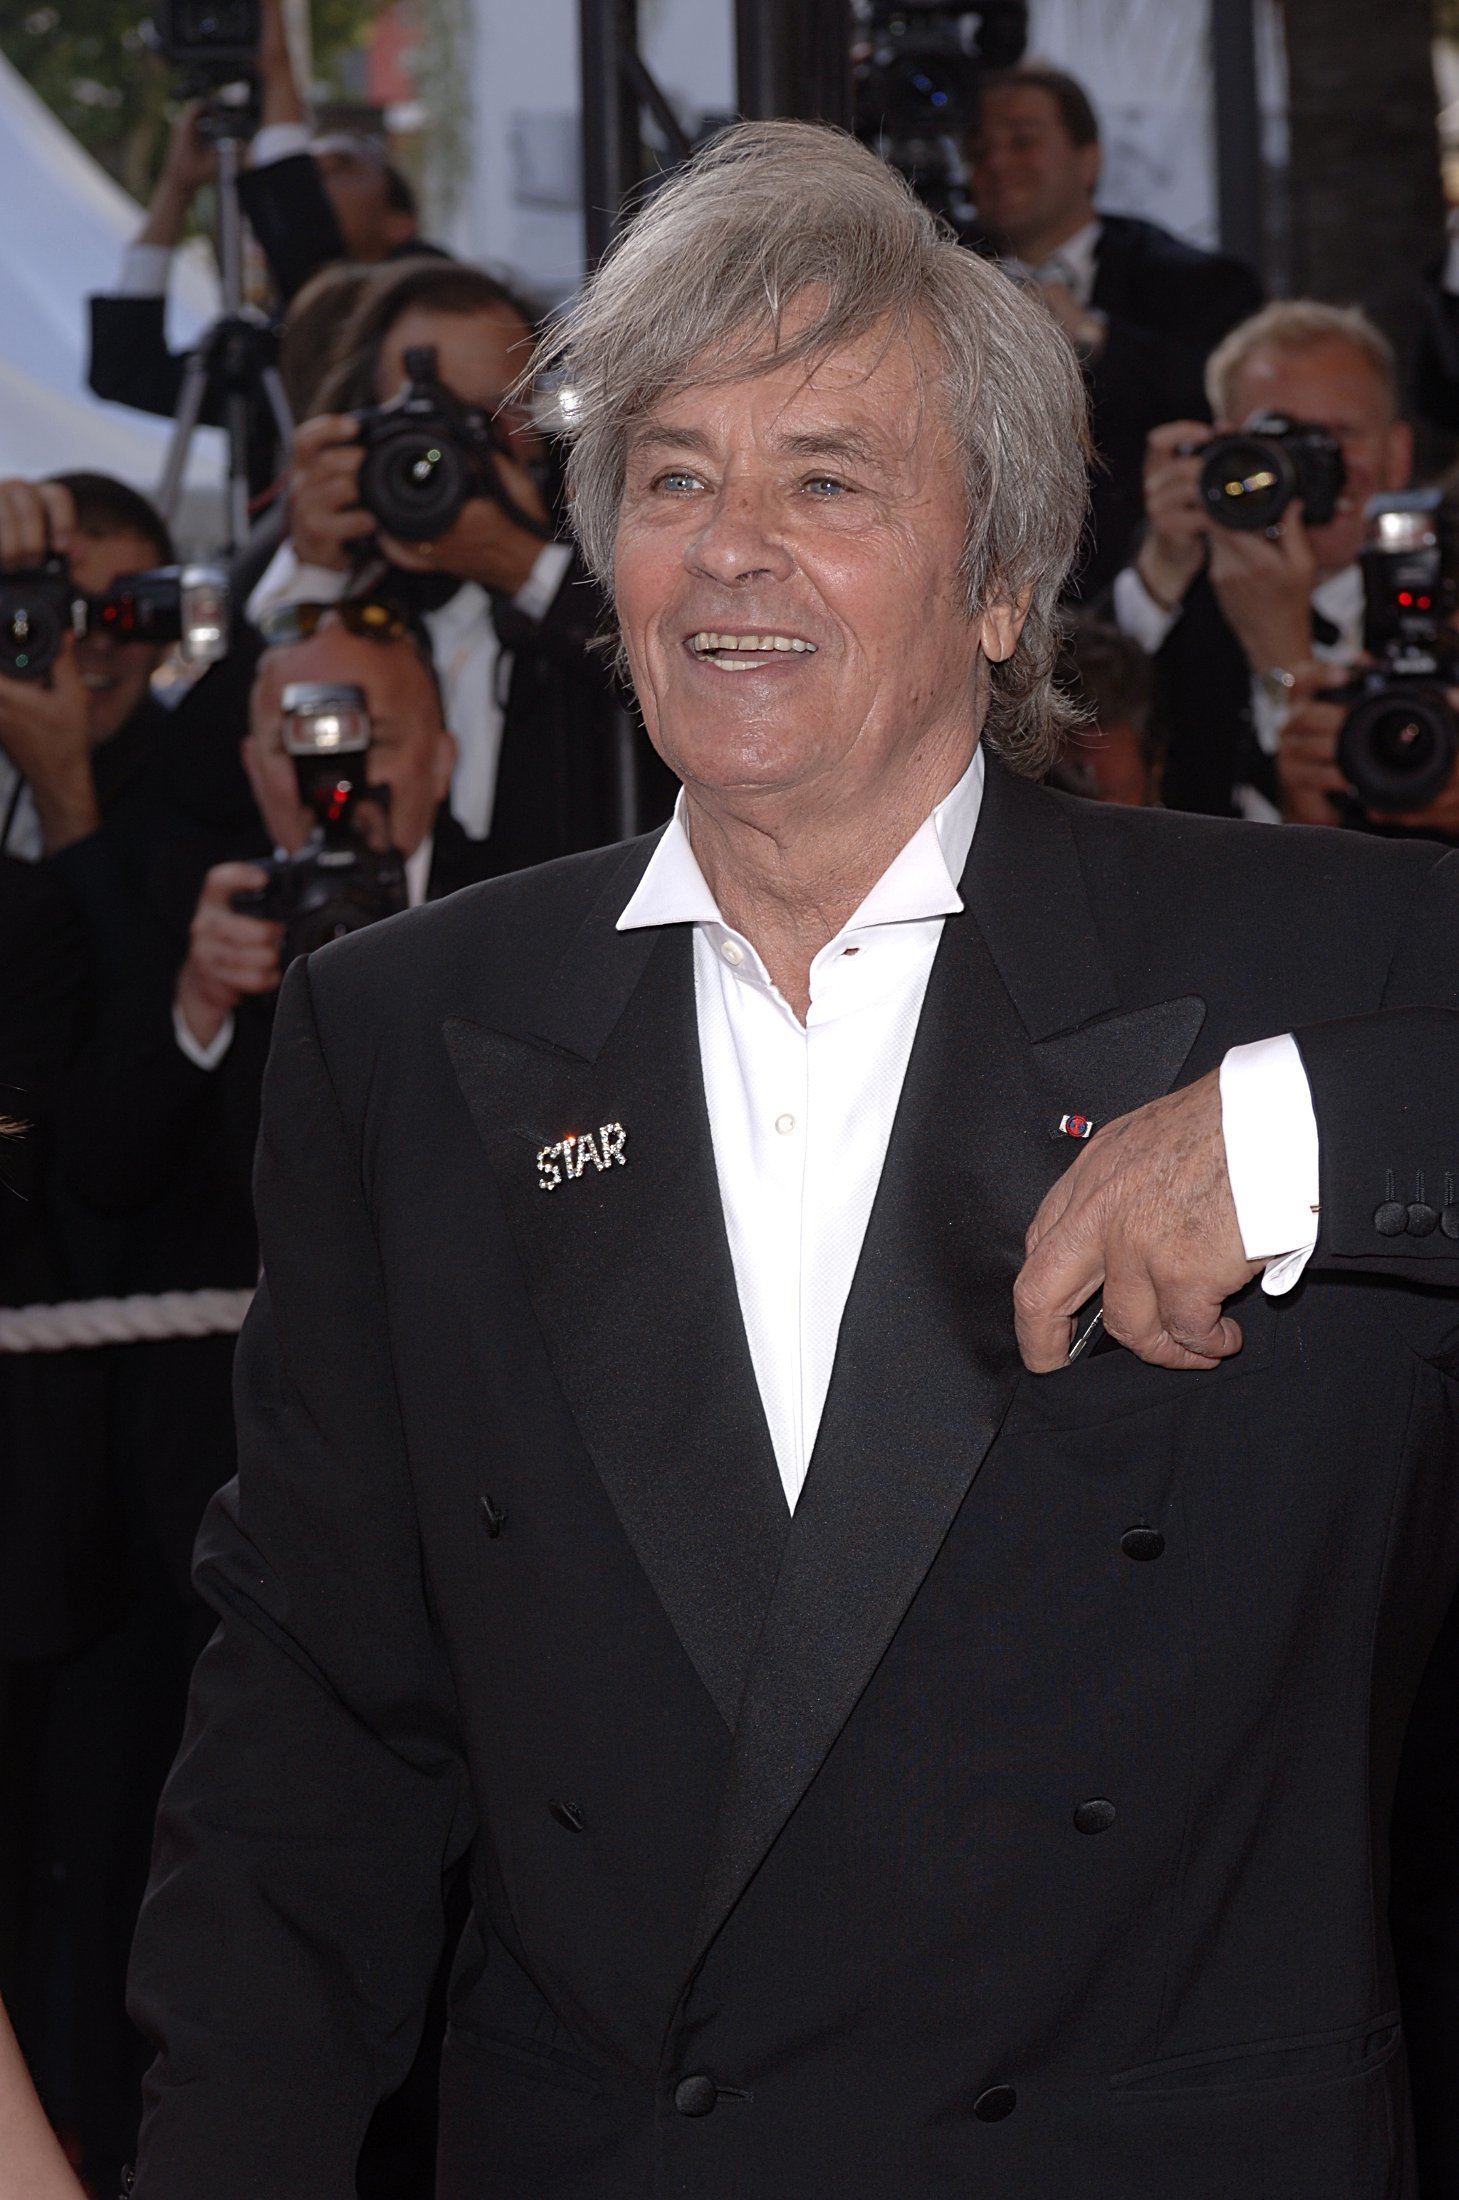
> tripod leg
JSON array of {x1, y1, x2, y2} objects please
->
[
  {"x1": 224, "y1": 388, "x2": 252, "y2": 554},
  {"x1": 155, "y1": 355, "x2": 210, "y2": 522},
  {"x1": 259, "y1": 366, "x2": 294, "y2": 461}
]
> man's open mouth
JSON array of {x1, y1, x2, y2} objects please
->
[{"x1": 688, "y1": 631, "x2": 817, "y2": 670}]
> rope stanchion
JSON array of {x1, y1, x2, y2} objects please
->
[{"x1": 0, "y1": 1288, "x2": 254, "y2": 1354}]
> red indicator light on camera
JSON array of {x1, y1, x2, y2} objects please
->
[{"x1": 1398, "y1": 591, "x2": 1414, "y2": 606}]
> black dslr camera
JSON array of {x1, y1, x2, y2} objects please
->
[
  {"x1": 0, "y1": 561, "x2": 228, "y2": 681},
  {"x1": 354, "y1": 345, "x2": 551, "y2": 545},
  {"x1": 152, "y1": 0, "x2": 260, "y2": 78},
  {"x1": 0, "y1": 558, "x2": 79, "y2": 680},
  {"x1": 1198, "y1": 411, "x2": 1345, "y2": 533},
  {"x1": 1335, "y1": 490, "x2": 1459, "y2": 813},
  {"x1": 232, "y1": 682, "x2": 406, "y2": 962}
]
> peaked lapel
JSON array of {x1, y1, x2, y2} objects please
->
[
  {"x1": 444, "y1": 850, "x2": 789, "y2": 1735},
  {"x1": 691, "y1": 764, "x2": 1206, "y2": 1960}
]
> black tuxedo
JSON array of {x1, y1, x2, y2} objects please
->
[{"x1": 130, "y1": 762, "x2": 1459, "y2": 2198}]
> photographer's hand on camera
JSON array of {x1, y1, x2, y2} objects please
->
[
  {"x1": 287, "y1": 415, "x2": 376, "y2": 571},
  {"x1": 1273, "y1": 664, "x2": 1350, "y2": 826},
  {"x1": 1205, "y1": 505, "x2": 1318, "y2": 682},
  {"x1": 175, "y1": 864, "x2": 285, "y2": 1053},
  {"x1": 1134, "y1": 421, "x2": 1211, "y2": 612},
  {"x1": 0, "y1": 481, "x2": 99, "y2": 852},
  {"x1": 137, "y1": 101, "x2": 219, "y2": 251},
  {"x1": 377, "y1": 445, "x2": 550, "y2": 596}
]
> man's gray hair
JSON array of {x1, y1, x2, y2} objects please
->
[
  {"x1": 1206, "y1": 300, "x2": 1399, "y2": 423},
  {"x1": 533, "y1": 121, "x2": 1091, "y2": 776}
]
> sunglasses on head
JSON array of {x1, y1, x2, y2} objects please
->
[{"x1": 256, "y1": 598, "x2": 419, "y2": 647}]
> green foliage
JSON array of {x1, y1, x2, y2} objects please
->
[{"x1": 0, "y1": 0, "x2": 377, "y2": 200}]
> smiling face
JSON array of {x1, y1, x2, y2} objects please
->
[
  {"x1": 966, "y1": 86, "x2": 1100, "y2": 261},
  {"x1": 613, "y1": 317, "x2": 1021, "y2": 842}
]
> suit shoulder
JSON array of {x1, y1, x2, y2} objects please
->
[
  {"x1": 304, "y1": 833, "x2": 658, "y2": 1023},
  {"x1": 1055, "y1": 792, "x2": 1457, "y2": 951}
]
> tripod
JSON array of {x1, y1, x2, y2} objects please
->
[{"x1": 156, "y1": 122, "x2": 294, "y2": 556}]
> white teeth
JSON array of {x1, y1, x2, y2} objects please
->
[{"x1": 690, "y1": 630, "x2": 815, "y2": 656}]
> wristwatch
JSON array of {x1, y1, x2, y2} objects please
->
[{"x1": 1257, "y1": 665, "x2": 1298, "y2": 709}]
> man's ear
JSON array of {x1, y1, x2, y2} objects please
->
[
  {"x1": 1384, "y1": 418, "x2": 1414, "y2": 492},
  {"x1": 382, "y1": 211, "x2": 418, "y2": 253},
  {"x1": 433, "y1": 725, "x2": 458, "y2": 803},
  {"x1": 977, "y1": 588, "x2": 1034, "y2": 666}
]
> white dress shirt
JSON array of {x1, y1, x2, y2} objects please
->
[
  {"x1": 1001, "y1": 218, "x2": 1102, "y2": 307},
  {"x1": 619, "y1": 750, "x2": 1320, "y2": 1510}
]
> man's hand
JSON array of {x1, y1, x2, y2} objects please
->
[
  {"x1": 1134, "y1": 420, "x2": 1211, "y2": 612},
  {"x1": 1206, "y1": 506, "x2": 1317, "y2": 678},
  {"x1": 0, "y1": 478, "x2": 74, "y2": 570},
  {"x1": 1274, "y1": 663, "x2": 1350, "y2": 826},
  {"x1": 0, "y1": 640, "x2": 98, "y2": 853},
  {"x1": 136, "y1": 102, "x2": 218, "y2": 249},
  {"x1": 287, "y1": 415, "x2": 373, "y2": 570},
  {"x1": 257, "y1": 0, "x2": 305, "y2": 128},
  {"x1": 378, "y1": 449, "x2": 550, "y2": 595},
  {"x1": 1014, "y1": 1071, "x2": 1261, "y2": 1374},
  {"x1": 174, "y1": 864, "x2": 285, "y2": 1051}
]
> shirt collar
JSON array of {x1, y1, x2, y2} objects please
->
[
  {"x1": 1003, "y1": 217, "x2": 1102, "y2": 305},
  {"x1": 405, "y1": 832, "x2": 434, "y2": 909},
  {"x1": 617, "y1": 744, "x2": 984, "y2": 937}
]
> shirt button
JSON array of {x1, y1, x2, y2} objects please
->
[
  {"x1": 719, "y1": 940, "x2": 744, "y2": 967},
  {"x1": 775, "y1": 1113, "x2": 796, "y2": 1135}
]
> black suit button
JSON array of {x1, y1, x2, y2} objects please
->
[
  {"x1": 674, "y1": 2074, "x2": 718, "y2": 2117},
  {"x1": 478, "y1": 1494, "x2": 507, "y2": 1537},
  {"x1": 1442, "y1": 1205, "x2": 1459, "y2": 1240},
  {"x1": 1121, "y1": 1526, "x2": 1165, "y2": 1562},
  {"x1": 974, "y1": 2084, "x2": 1017, "y2": 2121},
  {"x1": 1073, "y1": 1798, "x2": 1117, "y2": 1835},
  {"x1": 548, "y1": 1798, "x2": 585, "y2": 1832},
  {"x1": 1408, "y1": 1203, "x2": 1439, "y2": 1238},
  {"x1": 1374, "y1": 1201, "x2": 1408, "y2": 1237}
]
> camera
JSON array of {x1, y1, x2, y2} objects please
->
[
  {"x1": 354, "y1": 345, "x2": 550, "y2": 545},
  {"x1": 85, "y1": 565, "x2": 229, "y2": 664},
  {"x1": 856, "y1": 0, "x2": 1028, "y2": 221},
  {"x1": 0, "y1": 558, "x2": 79, "y2": 681},
  {"x1": 1198, "y1": 412, "x2": 1345, "y2": 533},
  {"x1": 151, "y1": 0, "x2": 259, "y2": 78},
  {"x1": 231, "y1": 681, "x2": 406, "y2": 961},
  {"x1": 1335, "y1": 490, "x2": 1459, "y2": 813}
]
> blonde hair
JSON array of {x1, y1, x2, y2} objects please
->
[
  {"x1": 1206, "y1": 300, "x2": 1398, "y2": 423},
  {"x1": 533, "y1": 120, "x2": 1093, "y2": 776}
]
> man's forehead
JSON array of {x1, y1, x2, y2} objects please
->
[
  {"x1": 629, "y1": 326, "x2": 932, "y2": 454},
  {"x1": 1231, "y1": 340, "x2": 1393, "y2": 425},
  {"x1": 973, "y1": 86, "x2": 1064, "y2": 136}
]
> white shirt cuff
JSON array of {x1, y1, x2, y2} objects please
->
[
  {"x1": 117, "y1": 243, "x2": 173, "y2": 297},
  {"x1": 245, "y1": 544, "x2": 347, "y2": 628},
  {"x1": 1112, "y1": 564, "x2": 1181, "y2": 655},
  {"x1": 248, "y1": 121, "x2": 312, "y2": 168},
  {"x1": 1219, "y1": 1033, "x2": 1320, "y2": 1295},
  {"x1": 173, "y1": 1000, "x2": 235, "y2": 1070},
  {"x1": 511, "y1": 540, "x2": 573, "y2": 623}
]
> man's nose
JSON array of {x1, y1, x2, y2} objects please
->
[{"x1": 686, "y1": 481, "x2": 794, "y2": 586}]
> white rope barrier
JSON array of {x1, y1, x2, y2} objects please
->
[{"x1": 0, "y1": 1288, "x2": 254, "y2": 1354}]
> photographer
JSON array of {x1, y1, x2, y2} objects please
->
[
  {"x1": 0, "y1": 475, "x2": 176, "y2": 863},
  {"x1": 963, "y1": 62, "x2": 1262, "y2": 596},
  {"x1": 1109, "y1": 300, "x2": 1425, "y2": 822},
  {"x1": 248, "y1": 257, "x2": 672, "y2": 865},
  {"x1": 88, "y1": 0, "x2": 442, "y2": 442},
  {"x1": 38, "y1": 614, "x2": 474, "y2": 2195}
]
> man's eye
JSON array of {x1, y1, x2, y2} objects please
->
[
  {"x1": 653, "y1": 470, "x2": 704, "y2": 493},
  {"x1": 803, "y1": 476, "x2": 850, "y2": 497}
]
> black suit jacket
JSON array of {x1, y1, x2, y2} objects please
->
[
  {"x1": 129, "y1": 762, "x2": 1459, "y2": 2198},
  {"x1": 1079, "y1": 214, "x2": 1263, "y2": 596}
]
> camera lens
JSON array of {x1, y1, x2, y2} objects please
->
[
  {"x1": 359, "y1": 428, "x2": 471, "y2": 540},
  {"x1": 1199, "y1": 435, "x2": 1297, "y2": 533},
  {"x1": 0, "y1": 584, "x2": 66, "y2": 680},
  {"x1": 1338, "y1": 683, "x2": 1459, "y2": 811}
]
